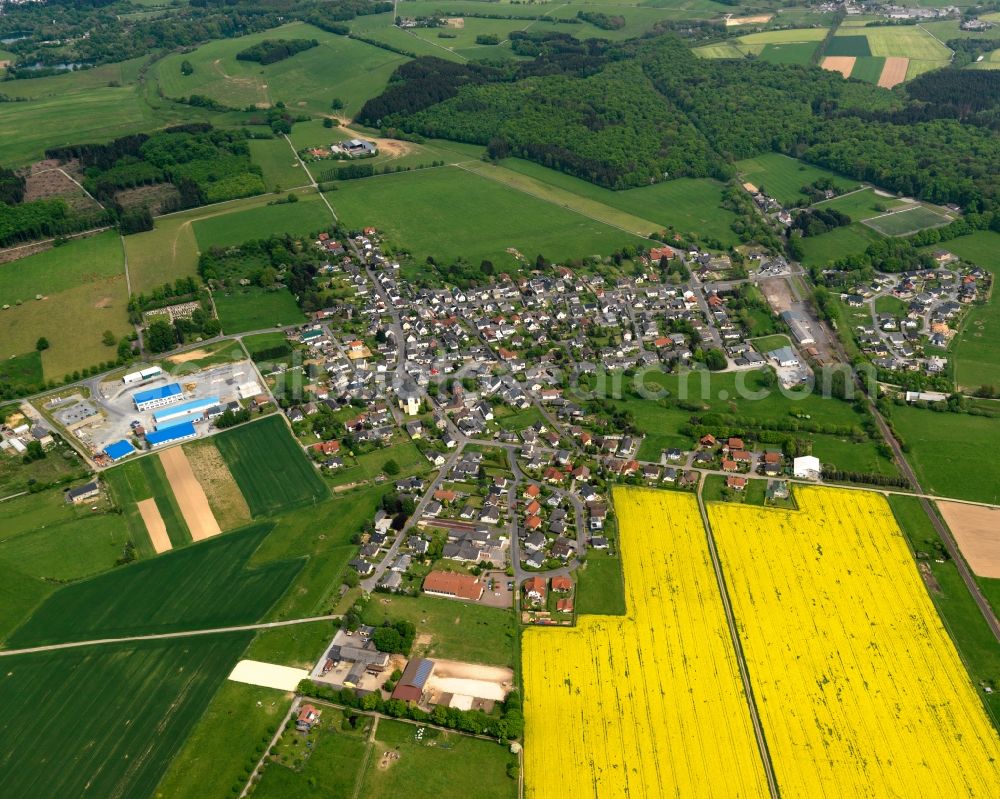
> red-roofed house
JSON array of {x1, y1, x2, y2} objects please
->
[{"x1": 551, "y1": 575, "x2": 573, "y2": 593}]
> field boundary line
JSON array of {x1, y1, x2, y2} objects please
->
[
  {"x1": 695, "y1": 475, "x2": 781, "y2": 798},
  {"x1": 453, "y1": 162, "x2": 659, "y2": 241},
  {"x1": 349, "y1": 714, "x2": 380, "y2": 799},
  {"x1": 0, "y1": 613, "x2": 338, "y2": 657},
  {"x1": 240, "y1": 696, "x2": 301, "y2": 798}
]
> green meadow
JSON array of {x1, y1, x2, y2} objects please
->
[
  {"x1": 192, "y1": 191, "x2": 332, "y2": 249},
  {"x1": 327, "y1": 166, "x2": 650, "y2": 269},
  {"x1": 214, "y1": 288, "x2": 308, "y2": 334},
  {"x1": 945, "y1": 232, "x2": 1000, "y2": 389},
  {"x1": 735, "y1": 153, "x2": 858, "y2": 206},
  {"x1": 0, "y1": 232, "x2": 132, "y2": 380}
]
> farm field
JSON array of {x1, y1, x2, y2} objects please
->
[
  {"x1": 735, "y1": 153, "x2": 858, "y2": 206},
  {"x1": 183, "y1": 438, "x2": 252, "y2": 531},
  {"x1": 214, "y1": 287, "x2": 308, "y2": 333},
  {"x1": 889, "y1": 494, "x2": 1000, "y2": 722},
  {"x1": 123, "y1": 193, "x2": 282, "y2": 294},
  {"x1": 862, "y1": 204, "x2": 954, "y2": 236},
  {"x1": 497, "y1": 158, "x2": 740, "y2": 246},
  {"x1": 758, "y1": 41, "x2": 818, "y2": 64},
  {"x1": 890, "y1": 404, "x2": 1000, "y2": 504},
  {"x1": 934, "y1": 231, "x2": 1000, "y2": 389},
  {"x1": 694, "y1": 27, "x2": 827, "y2": 61},
  {"x1": 104, "y1": 453, "x2": 192, "y2": 555},
  {"x1": 155, "y1": 680, "x2": 292, "y2": 799},
  {"x1": 214, "y1": 414, "x2": 329, "y2": 517},
  {"x1": 710, "y1": 487, "x2": 1000, "y2": 796},
  {"x1": 0, "y1": 488, "x2": 129, "y2": 582},
  {"x1": 150, "y1": 22, "x2": 407, "y2": 119},
  {"x1": 192, "y1": 191, "x2": 332, "y2": 250},
  {"x1": 0, "y1": 231, "x2": 131, "y2": 380},
  {"x1": 4, "y1": 523, "x2": 301, "y2": 648},
  {"x1": 830, "y1": 26, "x2": 951, "y2": 80},
  {"x1": 0, "y1": 634, "x2": 251, "y2": 798},
  {"x1": 522, "y1": 487, "x2": 769, "y2": 799},
  {"x1": 325, "y1": 166, "x2": 650, "y2": 269},
  {"x1": 253, "y1": 486, "x2": 388, "y2": 620},
  {"x1": 361, "y1": 593, "x2": 515, "y2": 667}
]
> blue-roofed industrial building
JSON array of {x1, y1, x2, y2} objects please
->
[
  {"x1": 103, "y1": 439, "x2": 136, "y2": 461},
  {"x1": 133, "y1": 383, "x2": 183, "y2": 412},
  {"x1": 146, "y1": 421, "x2": 197, "y2": 448},
  {"x1": 153, "y1": 397, "x2": 219, "y2": 426}
]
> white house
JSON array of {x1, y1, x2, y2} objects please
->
[{"x1": 793, "y1": 456, "x2": 821, "y2": 480}]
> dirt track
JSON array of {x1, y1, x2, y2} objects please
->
[
  {"x1": 938, "y1": 501, "x2": 1000, "y2": 578},
  {"x1": 159, "y1": 446, "x2": 221, "y2": 541},
  {"x1": 137, "y1": 498, "x2": 172, "y2": 553}
]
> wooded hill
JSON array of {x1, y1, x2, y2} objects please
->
[{"x1": 359, "y1": 35, "x2": 1000, "y2": 212}]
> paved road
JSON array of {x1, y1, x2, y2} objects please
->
[{"x1": 0, "y1": 614, "x2": 338, "y2": 658}]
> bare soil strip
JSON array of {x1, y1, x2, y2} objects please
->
[
  {"x1": 159, "y1": 446, "x2": 222, "y2": 541},
  {"x1": 822, "y1": 56, "x2": 856, "y2": 78},
  {"x1": 183, "y1": 441, "x2": 251, "y2": 531},
  {"x1": 166, "y1": 348, "x2": 211, "y2": 364},
  {"x1": 938, "y1": 501, "x2": 1000, "y2": 578},
  {"x1": 726, "y1": 14, "x2": 773, "y2": 25},
  {"x1": 137, "y1": 498, "x2": 172, "y2": 554},
  {"x1": 878, "y1": 57, "x2": 909, "y2": 88}
]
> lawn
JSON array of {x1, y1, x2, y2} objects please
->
[
  {"x1": 104, "y1": 453, "x2": 192, "y2": 554},
  {"x1": 813, "y1": 188, "x2": 906, "y2": 219},
  {"x1": 0, "y1": 634, "x2": 252, "y2": 798},
  {"x1": 797, "y1": 223, "x2": 882, "y2": 268},
  {"x1": 244, "y1": 619, "x2": 335, "y2": 669},
  {"x1": 154, "y1": 680, "x2": 292, "y2": 799},
  {"x1": 891, "y1": 403, "x2": 1000, "y2": 504},
  {"x1": 5, "y1": 523, "x2": 301, "y2": 647},
  {"x1": 809, "y1": 432, "x2": 898, "y2": 476},
  {"x1": 215, "y1": 414, "x2": 329, "y2": 517},
  {"x1": 214, "y1": 287, "x2": 308, "y2": 334},
  {"x1": 494, "y1": 405, "x2": 545, "y2": 431},
  {"x1": 151, "y1": 21, "x2": 407, "y2": 119},
  {"x1": 361, "y1": 593, "x2": 516, "y2": 667},
  {"x1": 328, "y1": 440, "x2": 430, "y2": 486},
  {"x1": 889, "y1": 495, "x2": 1000, "y2": 724},
  {"x1": 495, "y1": 158, "x2": 740, "y2": 246},
  {"x1": 0, "y1": 488, "x2": 129, "y2": 582},
  {"x1": 192, "y1": 192, "x2": 332, "y2": 250},
  {"x1": 735, "y1": 153, "x2": 858, "y2": 206},
  {"x1": 243, "y1": 331, "x2": 293, "y2": 357},
  {"x1": 0, "y1": 232, "x2": 131, "y2": 380},
  {"x1": 358, "y1": 718, "x2": 517, "y2": 799},
  {"x1": 249, "y1": 137, "x2": 310, "y2": 191},
  {"x1": 874, "y1": 295, "x2": 909, "y2": 316},
  {"x1": 575, "y1": 550, "x2": 626, "y2": 615},
  {"x1": 943, "y1": 232, "x2": 1000, "y2": 389},
  {"x1": 0, "y1": 350, "x2": 42, "y2": 390},
  {"x1": 326, "y1": 166, "x2": 651, "y2": 270},
  {"x1": 863, "y1": 205, "x2": 953, "y2": 236},
  {"x1": 749, "y1": 333, "x2": 792, "y2": 353}
]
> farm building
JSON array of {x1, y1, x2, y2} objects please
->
[
  {"x1": 423, "y1": 570, "x2": 484, "y2": 602},
  {"x1": 133, "y1": 383, "x2": 183, "y2": 412},
  {"x1": 779, "y1": 310, "x2": 816, "y2": 346},
  {"x1": 768, "y1": 346, "x2": 800, "y2": 368},
  {"x1": 391, "y1": 658, "x2": 434, "y2": 703},
  {"x1": 103, "y1": 439, "x2": 136, "y2": 462},
  {"x1": 793, "y1": 456, "x2": 822, "y2": 480},
  {"x1": 339, "y1": 138, "x2": 377, "y2": 157},
  {"x1": 65, "y1": 481, "x2": 100, "y2": 504},
  {"x1": 122, "y1": 366, "x2": 163, "y2": 385},
  {"x1": 152, "y1": 397, "x2": 220, "y2": 428},
  {"x1": 145, "y1": 421, "x2": 197, "y2": 448}
]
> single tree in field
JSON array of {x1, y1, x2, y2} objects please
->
[
  {"x1": 102, "y1": 330, "x2": 117, "y2": 347},
  {"x1": 383, "y1": 458, "x2": 400, "y2": 476},
  {"x1": 35, "y1": 337, "x2": 49, "y2": 351}
]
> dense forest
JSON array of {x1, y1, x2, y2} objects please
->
[
  {"x1": 359, "y1": 35, "x2": 1000, "y2": 210},
  {"x1": 47, "y1": 124, "x2": 265, "y2": 209},
  {"x1": 236, "y1": 38, "x2": 318, "y2": 65},
  {"x1": 0, "y1": 0, "x2": 389, "y2": 72}
]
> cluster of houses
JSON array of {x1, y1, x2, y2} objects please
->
[
  {"x1": 304, "y1": 138, "x2": 378, "y2": 160},
  {"x1": 844, "y1": 258, "x2": 988, "y2": 375},
  {"x1": 0, "y1": 405, "x2": 55, "y2": 458}
]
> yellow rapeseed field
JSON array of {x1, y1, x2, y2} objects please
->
[
  {"x1": 522, "y1": 486, "x2": 769, "y2": 799},
  {"x1": 709, "y1": 486, "x2": 1000, "y2": 797}
]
